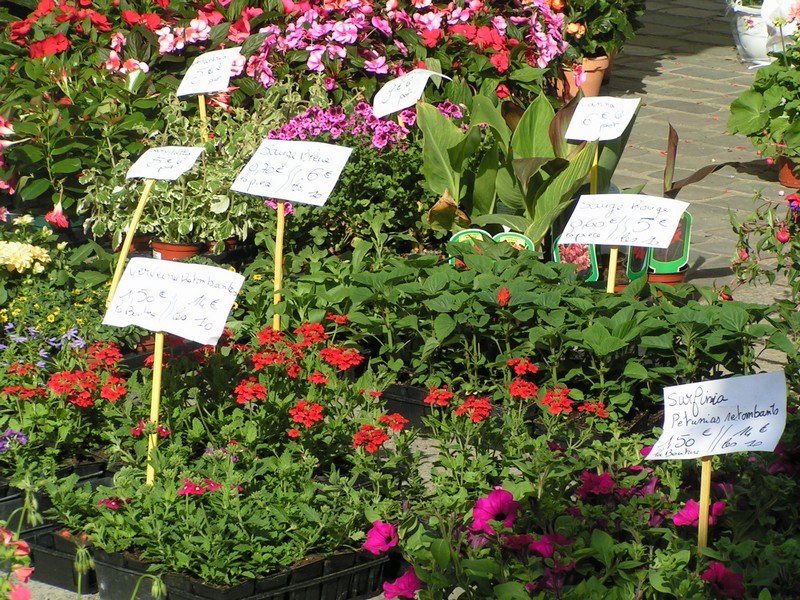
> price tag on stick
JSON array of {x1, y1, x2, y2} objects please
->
[
  {"x1": 176, "y1": 47, "x2": 242, "y2": 97},
  {"x1": 126, "y1": 147, "x2": 205, "y2": 181},
  {"x1": 558, "y1": 194, "x2": 688, "y2": 249},
  {"x1": 231, "y1": 139, "x2": 352, "y2": 206},
  {"x1": 648, "y1": 371, "x2": 787, "y2": 461},
  {"x1": 103, "y1": 258, "x2": 244, "y2": 346},
  {"x1": 372, "y1": 69, "x2": 451, "y2": 119},
  {"x1": 565, "y1": 97, "x2": 641, "y2": 142}
]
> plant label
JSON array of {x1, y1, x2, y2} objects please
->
[
  {"x1": 648, "y1": 371, "x2": 786, "y2": 460},
  {"x1": 565, "y1": 97, "x2": 641, "y2": 141},
  {"x1": 373, "y1": 69, "x2": 451, "y2": 119},
  {"x1": 103, "y1": 257, "x2": 244, "y2": 346},
  {"x1": 557, "y1": 194, "x2": 688, "y2": 248},
  {"x1": 231, "y1": 139, "x2": 352, "y2": 206},
  {"x1": 126, "y1": 146, "x2": 205, "y2": 181},
  {"x1": 176, "y1": 47, "x2": 242, "y2": 97}
]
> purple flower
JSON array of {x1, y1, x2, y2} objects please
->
[
  {"x1": 575, "y1": 471, "x2": 615, "y2": 500},
  {"x1": 701, "y1": 562, "x2": 745, "y2": 598},
  {"x1": 382, "y1": 567, "x2": 422, "y2": 599},
  {"x1": 362, "y1": 521, "x2": 398, "y2": 555},
  {"x1": 471, "y1": 488, "x2": 519, "y2": 535}
]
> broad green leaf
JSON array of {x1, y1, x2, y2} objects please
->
[
  {"x1": 418, "y1": 102, "x2": 468, "y2": 197},
  {"x1": 433, "y1": 313, "x2": 456, "y2": 341},
  {"x1": 591, "y1": 529, "x2": 615, "y2": 568},
  {"x1": 512, "y1": 93, "x2": 556, "y2": 158},
  {"x1": 429, "y1": 538, "x2": 451, "y2": 570}
]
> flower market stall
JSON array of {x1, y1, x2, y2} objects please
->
[{"x1": 2, "y1": 1, "x2": 800, "y2": 599}]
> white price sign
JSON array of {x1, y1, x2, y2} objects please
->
[
  {"x1": 565, "y1": 97, "x2": 641, "y2": 141},
  {"x1": 177, "y1": 47, "x2": 242, "y2": 97},
  {"x1": 103, "y1": 258, "x2": 244, "y2": 346},
  {"x1": 648, "y1": 372, "x2": 786, "y2": 460},
  {"x1": 558, "y1": 194, "x2": 688, "y2": 248},
  {"x1": 230, "y1": 139, "x2": 352, "y2": 206},
  {"x1": 126, "y1": 146, "x2": 204, "y2": 181},
  {"x1": 372, "y1": 69, "x2": 450, "y2": 119}
]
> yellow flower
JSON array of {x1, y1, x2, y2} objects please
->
[
  {"x1": 11, "y1": 309, "x2": 20, "y2": 317},
  {"x1": 252, "y1": 274, "x2": 264, "y2": 281},
  {"x1": 12, "y1": 215, "x2": 34, "y2": 226},
  {"x1": 76, "y1": 318, "x2": 84, "y2": 325},
  {"x1": 46, "y1": 314, "x2": 55, "y2": 323},
  {"x1": 33, "y1": 303, "x2": 40, "y2": 310},
  {"x1": 0, "y1": 240, "x2": 51, "y2": 273},
  {"x1": 54, "y1": 306, "x2": 60, "y2": 315}
]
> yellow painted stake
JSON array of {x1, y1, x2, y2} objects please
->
[
  {"x1": 198, "y1": 94, "x2": 208, "y2": 142},
  {"x1": 145, "y1": 331, "x2": 165, "y2": 486},
  {"x1": 589, "y1": 144, "x2": 619, "y2": 294},
  {"x1": 272, "y1": 201, "x2": 286, "y2": 332},
  {"x1": 106, "y1": 179, "x2": 156, "y2": 308},
  {"x1": 698, "y1": 456, "x2": 713, "y2": 551}
]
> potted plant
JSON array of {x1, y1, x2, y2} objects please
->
[
  {"x1": 728, "y1": 27, "x2": 800, "y2": 187},
  {"x1": 727, "y1": 0, "x2": 773, "y2": 64},
  {"x1": 555, "y1": 0, "x2": 647, "y2": 98}
]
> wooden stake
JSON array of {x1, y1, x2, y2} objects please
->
[
  {"x1": 145, "y1": 331, "x2": 165, "y2": 486},
  {"x1": 107, "y1": 178, "x2": 155, "y2": 308},
  {"x1": 272, "y1": 201, "x2": 286, "y2": 332},
  {"x1": 606, "y1": 247, "x2": 619, "y2": 293},
  {"x1": 698, "y1": 456, "x2": 713, "y2": 551},
  {"x1": 198, "y1": 94, "x2": 208, "y2": 142}
]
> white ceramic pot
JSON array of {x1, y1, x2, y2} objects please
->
[{"x1": 729, "y1": 4, "x2": 771, "y2": 64}]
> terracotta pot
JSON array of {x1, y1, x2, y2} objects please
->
[
  {"x1": 557, "y1": 55, "x2": 610, "y2": 103},
  {"x1": 151, "y1": 240, "x2": 204, "y2": 261},
  {"x1": 778, "y1": 156, "x2": 800, "y2": 189},
  {"x1": 647, "y1": 271, "x2": 687, "y2": 286}
]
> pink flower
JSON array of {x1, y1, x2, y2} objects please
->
[
  {"x1": 9, "y1": 583, "x2": 31, "y2": 600},
  {"x1": 264, "y1": 199, "x2": 294, "y2": 216},
  {"x1": 185, "y1": 18, "x2": 211, "y2": 44},
  {"x1": 383, "y1": 567, "x2": 422, "y2": 599},
  {"x1": 230, "y1": 54, "x2": 245, "y2": 76},
  {"x1": 362, "y1": 521, "x2": 398, "y2": 555},
  {"x1": 529, "y1": 532, "x2": 571, "y2": 558},
  {"x1": 777, "y1": 226, "x2": 791, "y2": 243},
  {"x1": 45, "y1": 201, "x2": 68, "y2": 229},
  {"x1": 110, "y1": 32, "x2": 127, "y2": 52},
  {"x1": 121, "y1": 59, "x2": 149, "y2": 74},
  {"x1": 575, "y1": 471, "x2": 615, "y2": 500},
  {"x1": 0, "y1": 115, "x2": 14, "y2": 136},
  {"x1": 571, "y1": 64, "x2": 586, "y2": 88},
  {"x1": 365, "y1": 56, "x2": 388, "y2": 74},
  {"x1": 471, "y1": 488, "x2": 519, "y2": 535},
  {"x1": 12, "y1": 566, "x2": 33, "y2": 583},
  {"x1": 701, "y1": 562, "x2": 745, "y2": 598},
  {"x1": 177, "y1": 478, "x2": 207, "y2": 496},
  {"x1": 672, "y1": 499, "x2": 726, "y2": 527},
  {"x1": 0, "y1": 206, "x2": 8, "y2": 222}
]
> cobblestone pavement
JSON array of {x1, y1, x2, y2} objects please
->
[{"x1": 26, "y1": 0, "x2": 791, "y2": 597}]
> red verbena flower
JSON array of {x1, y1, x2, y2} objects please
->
[
  {"x1": 307, "y1": 371, "x2": 329, "y2": 385},
  {"x1": 100, "y1": 376, "x2": 127, "y2": 402},
  {"x1": 234, "y1": 377, "x2": 267, "y2": 404},
  {"x1": 289, "y1": 400, "x2": 324, "y2": 428},
  {"x1": 539, "y1": 386, "x2": 573, "y2": 415},
  {"x1": 325, "y1": 312, "x2": 349, "y2": 325},
  {"x1": 293, "y1": 322, "x2": 328, "y2": 347},
  {"x1": 454, "y1": 396, "x2": 492, "y2": 423},
  {"x1": 423, "y1": 385, "x2": 453, "y2": 406},
  {"x1": 509, "y1": 377, "x2": 539, "y2": 399},
  {"x1": 319, "y1": 346, "x2": 364, "y2": 370},
  {"x1": 87, "y1": 341, "x2": 123, "y2": 370},
  {"x1": 378, "y1": 413, "x2": 408, "y2": 432},
  {"x1": 577, "y1": 401, "x2": 609, "y2": 418},
  {"x1": 256, "y1": 326, "x2": 285, "y2": 346},
  {"x1": 353, "y1": 424, "x2": 389, "y2": 454},
  {"x1": 471, "y1": 488, "x2": 520, "y2": 535},
  {"x1": 507, "y1": 357, "x2": 539, "y2": 376}
]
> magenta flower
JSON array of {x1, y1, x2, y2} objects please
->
[
  {"x1": 575, "y1": 471, "x2": 615, "y2": 500},
  {"x1": 701, "y1": 562, "x2": 745, "y2": 598},
  {"x1": 177, "y1": 478, "x2": 207, "y2": 496},
  {"x1": 383, "y1": 566, "x2": 422, "y2": 599},
  {"x1": 362, "y1": 521, "x2": 398, "y2": 555},
  {"x1": 471, "y1": 488, "x2": 519, "y2": 535},
  {"x1": 529, "y1": 532, "x2": 572, "y2": 559},
  {"x1": 672, "y1": 499, "x2": 726, "y2": 527}
]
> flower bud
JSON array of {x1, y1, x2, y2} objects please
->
[{"x1": 777, "y1": 226, "x2": 791, "y2": 243}]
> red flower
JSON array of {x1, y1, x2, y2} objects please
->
[
  {"x1": 87, "y1": 341, "x2": 123, "y2": 370},
  {"x1": 421, "y1": 28, "x2": 443, "y2": 47},
  {"x1": 577, "y1": 401, "x2": 609, "y2": 419},
  {"x1": 575, "y1": 471, "x2": 615, "y2": 500},
  {"x1": 497, "y1": 286, "x2": 510, "y2": 307},
  {"x1": 450, "y1": 23, "x2": 477, "y2": 40},
  {"x1": 203, "y1": 478, "x2": 222, "y2": 492},
  {"x1": 234, "y1": 377, "x2": 267, "y2": 404},
  {"x1": 539, "y1": 386, "x2": 573, "y2": 415},
  {"x1": 100, "y1": 376, "x2": 127, "y2": 402},
  {"x1": 287, "y1": 428, "x2": 301, "y2": 438},
  {"x1": 507, "y1": 357, "x2": 539, "y2": 376},
  {"x1": 9, "y1": 20, "x2": 34, "y2": 45},
  {"x1": 177, "y1": 478, "x2": 207, "y2": 496},
  {"x1": 490, "y1": 51, "x2": 510, "y2": 73},
  {"x1": 319, "y1": 346, "x2": 363, "y2": 371},
  {"x1": 423, "y1": 385, "x2": 453, "y2": 406},
  {"x1": 307, "y1": 371, "x2": 329, "y2": 385},
  {"x1": 509, "y1": 378, "x2": 538, "y2": 399},
  {"x1": 294, "y1": 322, "x2": 328, "y2": 347},
  {"x1": 496, "y1": 84, "x2": 510, "y2": 99},
  {"x1": 29, "y1": 32, "x2": 71, "y2": 59},
  {"x1": 378, "y1": 413, "x2": 408, "y2": 432},
  {"x1": 777, "y1": 226, "x2": 791, "y2": 243},
  {"x1": 454, "y1": 396, "x2": 492, "y2": 423},
  {"x1": 353, "y1": 424, "x2": 389, "y2": 454},
  {"x1": 325, "y1": 312, "x2": 349, "y2": 325},
  {"x1": 289, "y1": 400, "x2": 324, "y2": 428}
]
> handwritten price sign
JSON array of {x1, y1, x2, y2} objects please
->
[
  {"x1": 176, "y1": 47, "x2": 242, "y2": 97},
  {"x1": 565, "y1": 97, "x2": 641, "y2": 141},
  {"x1": 230, "y1": 139, "x2": 352, "y2": 206},
  {"x1": 558, "y1": 194, "x2": 688, "y2": 248},
  {"x1": 648, "y1": 372, "x2": 786, "y2": 460},
  {"x1": 373, "y1": 69, "x2": 451, "y2": 119},
  {"x1": 103, "y1": 258, "x2": 244, "y2": 346},
  {"x1": 126, "y1": 146, "x2": 205, "y2": 181}
]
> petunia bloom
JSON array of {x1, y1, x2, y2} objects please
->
[
  {"x1": 701, "y1": 561, "x2": 746, "y2": 598},
  {"x1": 672, "y1": 499, "x2": 726, "y2": 527},
  {"x1": 383, "y1": 567, "x2": 422, "y2": 599},
  {"x1": 362, "y1": 521, "x2": 398, "y2": 555},
  {"x1": 472, "y1": 487, "x2": 519, "y2": 535}
]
